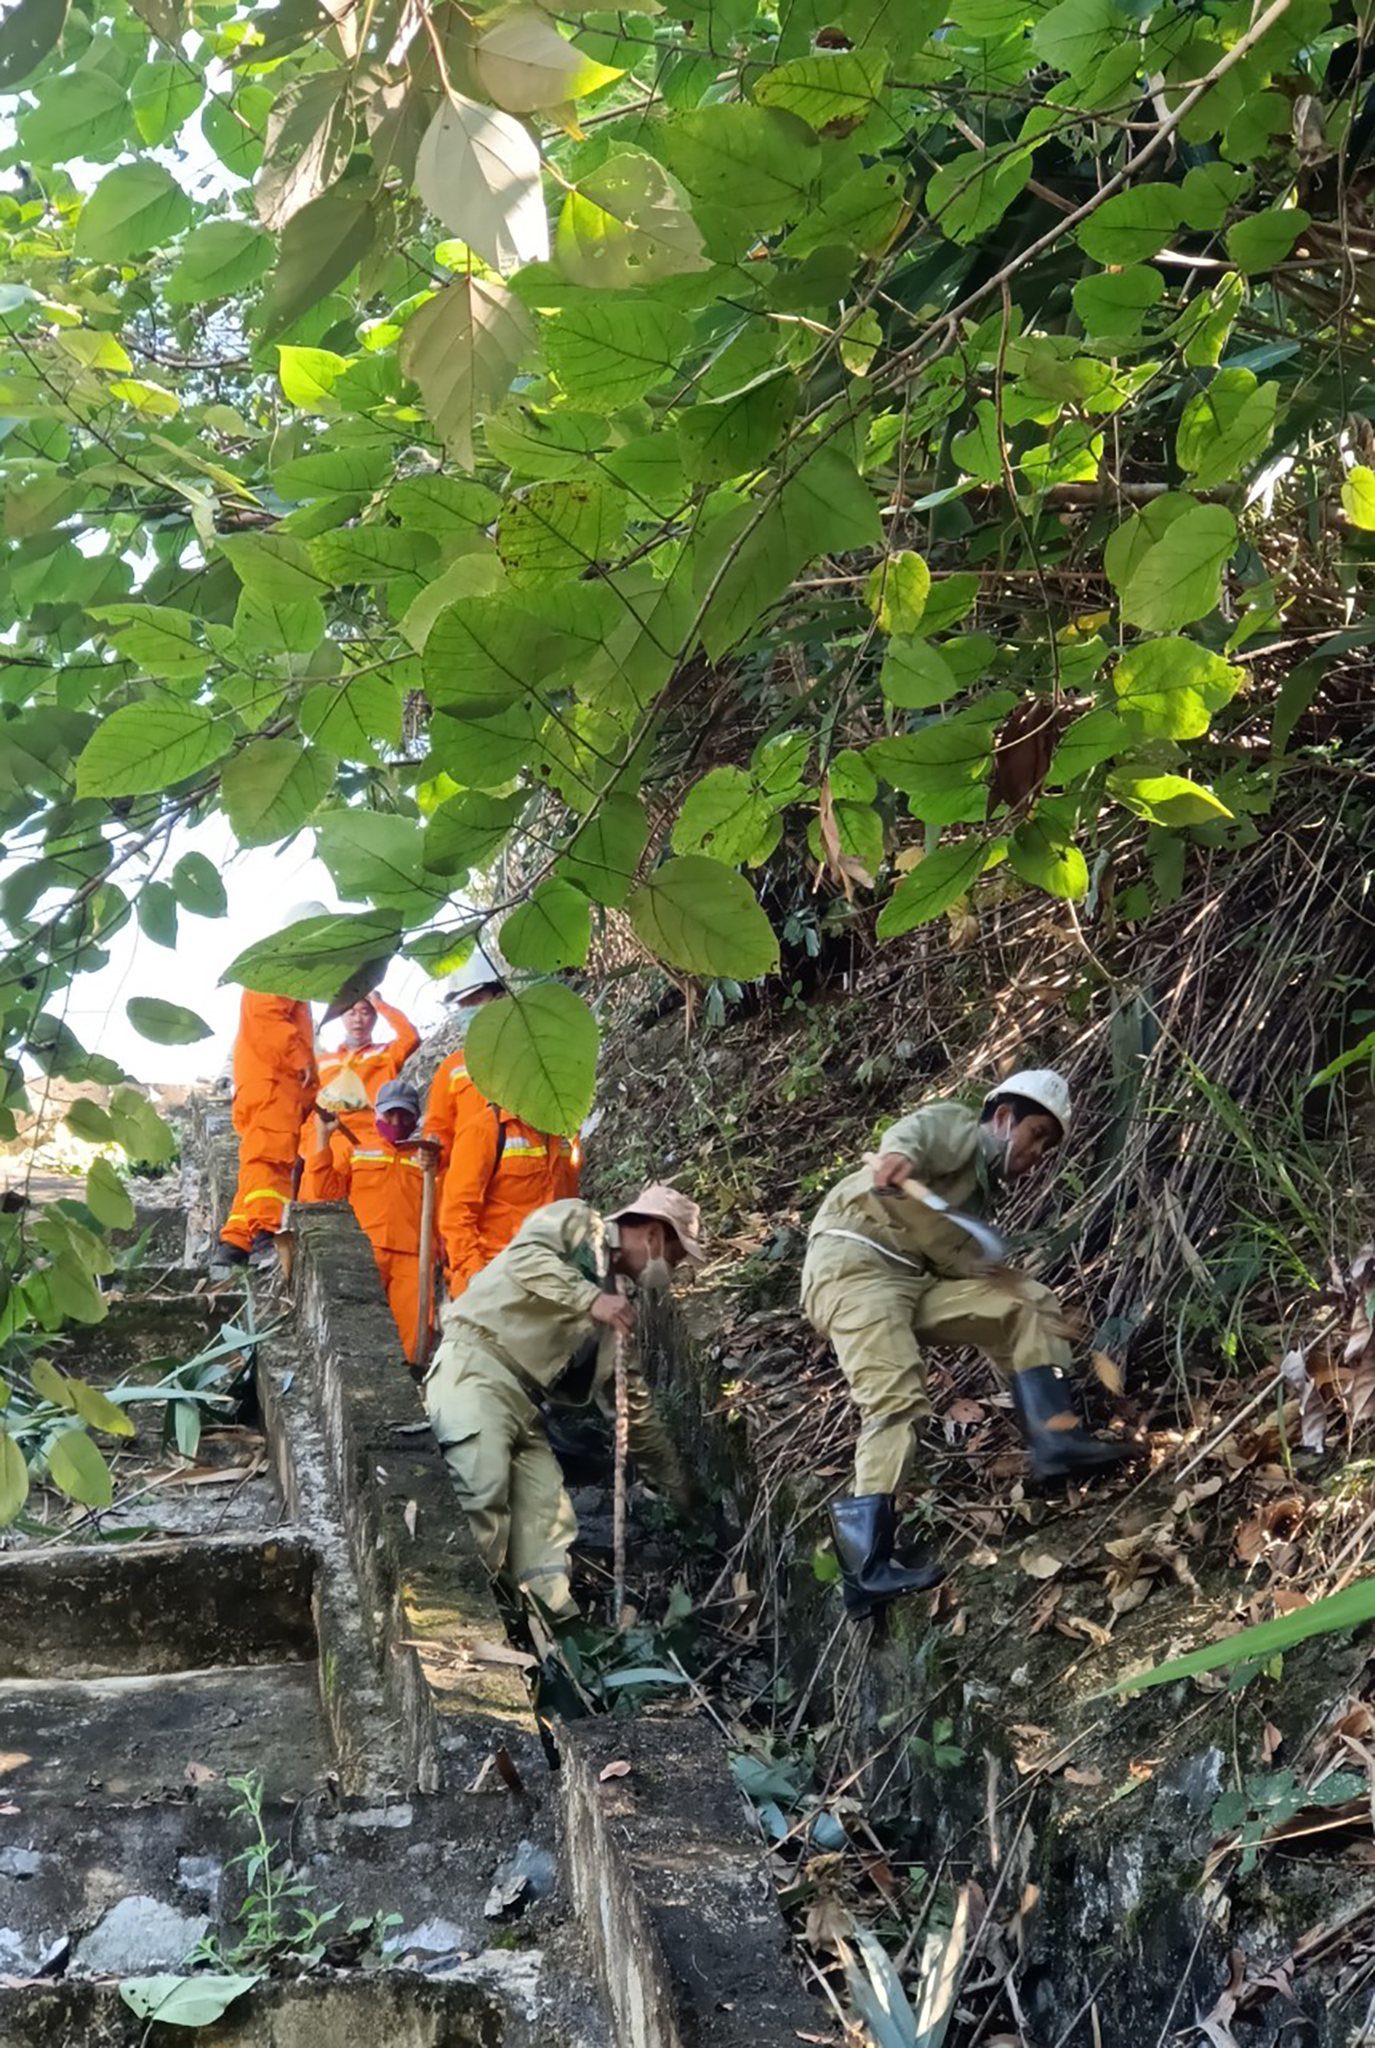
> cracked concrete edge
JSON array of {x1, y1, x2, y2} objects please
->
[{"x1": 558, "y1": 1717, "x2": 819, "y2": 2048}]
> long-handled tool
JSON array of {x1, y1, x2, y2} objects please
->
[
  {"x1": 611, "y1": 1326, "x2": 630, "y2": 1628},
  {"x1": 410, "y1": 1137, "x2": 441, "y2": 1368}
]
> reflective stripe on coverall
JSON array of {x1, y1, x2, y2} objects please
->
[
  {"x1": 298, "y1": 1000, "x2": 420, "y2": 1203},
  {"x1": 220, "y1": 991, "x2": 317, "y2": 1252},
  {"x1": 423, "y1": 1198, "x2": 684, "y2": 1618},
  {"x1": 801, "y1": 1100, "x2": 1072, "y2": 1495},
  {"x1": 423, "y1": 1048, "x2": 580, "y2": 1298},
  {"x1": 303, "y1": 1129, "x2": 426, "y2": 1363}
]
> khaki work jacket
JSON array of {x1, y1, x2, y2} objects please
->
[
  {"x1": 436, "y1": 1198, "x2": 686, "y2": 1500},
  {"x1": 806, "y1": 1100, "x2": 995, "y2": 1281}
]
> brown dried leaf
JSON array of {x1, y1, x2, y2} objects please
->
[
  {"x1": 1261, "y1": 1721, "x2": 1284, "y2": 1763},
  {"x1": 1028, "y1": 1583, "x2": 1063, "y2": 1634},
  {"x1": 1109, "y1": 1576, "x2": 1155, "y2": 1616},
  {"x1": 804, "y1": 1897, "x2": 854, "y2": 1954},
  {"x1": 0, "y1": 1753, "x2": 31, "y2": 1777},
  {"x1": 1019, "y1": 1547, "x2": 1066, "y2": 1580},
  {"x1": 1062, "y1": 1765, "x2": 1105, "y2": 1787},
  {"x1": 987, "y1": 698, "x2": 1065, "y2": 815},
  {"x1": 599, "y1": 1759, "x2": 632, "y2": 1781},
  {"x1": 1280, "y1": 1347, "x2": 1327, "y2": 1453},
  {"x1": 967, "y1": 1545, "x2": 999, "y2": 1569},
  {"x1": 184, "y1": 1761, "x2": 217, "y2": 1786},
  {"x1": 1060, "y1": 1613, "x2": 1113, "y2": 1648},
  {"x1": 1091, "y1": 1350, "x2": 1124, "y2": 1395}
]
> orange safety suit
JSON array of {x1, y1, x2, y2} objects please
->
[
  {"x1": 423, "y1": 1047, "x2": 580, "y2": 1299},
  {"x1": 298, "y1": 1000, "x2": 420, "y2": 1203},
  {"x1": 305, "y1": 1124, "x2": 431, "y2": 1363},
  {"x1": 220, "y1": 992, "x2": 317, "y2": 1253}
]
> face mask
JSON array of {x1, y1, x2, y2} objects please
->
[
  {"x1": 376, "y1": 1115, "x2": 415, "y2": 1148},
  {"x1": 637, "y1": 1254, "x2": 674, "y2": 1294}
]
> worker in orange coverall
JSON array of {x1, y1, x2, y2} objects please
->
[
  {"x1": 422, "y1": 961, "x2": 579, "y2": 1299},
  {"x1": 298, "y1": 985, "x2": 419, "y2": 1202},
  {"x1": 214, "y1": 903, "x2": 325, "y2": 1273},
  {"x1": 307, "y1": 1079, "x2": 433, "y2": 1363}
]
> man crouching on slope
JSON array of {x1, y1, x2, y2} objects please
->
[
  {"x1": 422, "y1": 1184, "x2": 703, "y2": 1622},
  {"x1": 802, "y1": 1070, "x2": 1140, "y2": 1620}
]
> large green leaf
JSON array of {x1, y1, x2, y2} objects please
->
[
  {"x1": 672, "y1": 767, "x2": 774, "y2": 864},
  {"x1": 659, "y1": 106, "x2": 820, "y2": 232},
  {"x1": 1119, "y1": 503, "x2": 1237, "y2": 632},
  {"x1": 0, "y1": 0, "x2": 68, "y2": 89},
  {"x1": 545, "y1": 298, "x2": 691, "y2": 407},
  {"x1": 876, "y1": 840, "x2": 988, "y2": 937},
  {"x1": 465, "y1": 983, "x2": 599, "y2": 1136},
  {"x1": 474, "y1": 9, "x2": 622, "y2": 112},
  {"x1": 46, "y1": 1427, "x2": 114, "y2": 1509},
  {"x1": 558, "y1": 794, "x2": 649, "y2": 906},
  {"x1": 75, "y1": 163, "x2": 193, "y2": 260},
  {"x1": 1076, "y1": 186, "x2": 1185, "y2": 264},
  {"x1": 498, "y1": 479, "x2": 626, "y2": 575},
  {"x1": 423, "y1": 790, "x2": 523, "y2": 876},
  {"x1": 1176, "y1": 370, "x2": 1279, "y2": 490},
  {"x1": 866, "y1": 716, "x2": 998, "y2": 825},
  {"x1": 1008, "y1": 817, "x2": 1088, "y2": 900},
  {"x1": 677, "y1": 370, "x2": 798, "y2": 483},
  {"x1": 0, "y1": 1430, "x2": 28, "y2": 1528},
  {"x1": 315, "y1": 810, "x2": 432, "y2": 910},
  {"x1": 556, "y1": 147, "x2": 709, "y2": 285},
  {"x1": 416, "y1": 89, "x2": 549, "y2": 273},
  {"x1": 1225, "y1": 206, "x2": 1308, "y2": 275},
  {"x1": 1113, "y1": 637, "x2": 1244, "y2": 739},
  {"x1": 499, "y1": 879, "x2": 592, "y2": 971},
  {"x1": 754, "y1": 47, "x2": 887, "y2": 129},
  {"x1": 222, "y1": 911, "x2": 401, "y2": 1000},
  {"x1": 119, "y1": 1976, "x2": 262, "y2": 2028},
  {"x1": 261, "y1": 182, "x2": 375, "y2": 339},
  {"x1": 126, "y1": 997, "x2": 213, "y2": 1045},
  {"x1": 130, "y1": 60, "x2": 202, "y2": 146},
  {"x1": 86, "y1": 1157, "x2": 135, "y2": 1231},
  {"x1": 110, "y1": 1085, "x2": 177, "y2": 1167},
  {"x1": 299, "y1": 674, "x2": 403, "y2": 760},
  {"x1": 75, "y1": 700, "x2": 224, "y2": 799},
  {"x1": 171, "y1": 852, "x2": 228, "y2": 918},
  {"x1": 220, "y1": 740, "x2": 337, "y2": 846},
  {"x1": 401, "y1": 278, "x2": 534, "y2": 472},
  {"x1": 627, "y1": 856, "x2": 779, "y2": 978},
  {"x1": 880, "y1": 638, "x2": 959, "y2": 709}
]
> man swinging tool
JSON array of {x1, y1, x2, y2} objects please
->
[
  {"x1": 801, "y1": 1070, "x2": 1140, "y2": 1620},
  {"x1": 422, "y1": 1184, "x2": 702, "y2": 1622}
]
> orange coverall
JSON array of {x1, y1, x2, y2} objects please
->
[
  {"x1": 423, "y1": 1047, "x2": 580, "y2": 1299},
  {"x1": 298, "y1": 1000, "x2": 419, "y2": 1203},
  {"x1": 306, "y1": 1126, "x2": 429, "y2": 1363},
  {"x1": 221, "y1": 992, "x2": 317, "y2": 1253}
]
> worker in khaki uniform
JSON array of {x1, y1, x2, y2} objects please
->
[
  {"x1": 802, "y1": 1070, "x2": 1137, "y2": 1618},
  {"x1": 299, "y1": 987, "x2": 420, "y2": 1202},
  {"x1": 308, "y1": 1079, "x2": 432, "y2": 1363},
  {"x1": 214, "y1": 901, "x2": 324, "y2": 1273},
  {"x1": 423, "y1": 1185, "x2": 703, "y2": 1620},
  {"x1": 423, "y1": 964, "x2": 579, "y2": 1296}
]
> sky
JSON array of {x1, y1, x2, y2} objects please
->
[{"x1": 60, "y1": 815, "x2": 449, "y2": 1086}]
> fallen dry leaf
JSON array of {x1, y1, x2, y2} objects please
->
[
  {"x1": 1062, "y1": 1765, "x2": 1105, "y2": 1787},
  {"x1": 403, "y1": 1498, "x2": 419, "y2": 1539},
  {"x1": 184, "y1": 1761, "x2": 217, "y2": 1786},
  {"x1": 599, "y1": 1759, "x2": 632, "y2": 1782},
  {"x1": 967, "y1": 1545, "x2": 999, "y2": 1569},
  {"x1": 1110, "y1": 1576, "x2": 1154, "y2": 1616},
  {"x1": 0, "y1": 1753, "x2": 31, "y2": 1777},
  {"x1": 804, "y1": 1897, "x2": 854, "y2": 1954},
  {"x1": 1261, "y1": 1721, "x2": 1284, "y2": 1764},
  {"x1": 947, "y1": 1397, "x2": 987, "y2": 1427},
  {"x1": 1019, "y1": 1547, "x2": 1066, "y2": 1580},
  {"x1": 1091, "y1": 1350, "x2": 1125, "y2": 1395},
  {"x1": 1060, "y1": 1614, "x2": 1113, "y2": 1649}
]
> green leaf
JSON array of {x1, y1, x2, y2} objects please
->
[
  {"x1": 75, "y1": 699, "x2": 223, "y2": 799},
  {"x1": 876, "y1": 840, "x2": 988, "y2": 937},
  {"x1": 278, "y1": 346, "x2": 348, "y2": 410},
  {"x1": 1102, "y1": 1578, "x2": 1375, "y2": 1698},
  {"x1": 1180, "y1": 163, "x2": 1249, "y2": 232},
  {"x1": 32, "y1": 1357, "x2": 74, "y2": 1409},
  {"x1": 783, "y1": 161, "x2": 907, "y2": 258},
  {"x1": 390, "y1": 475, "x2": 501, "y2": 534},
  {"x1": 1075, "y1": 187, "x2": 1186, "y2": 265},
  {"x1": 1048, "y1": 706, "x2": 1128, "y2": 784},
  {"x1": 678, "y1": 370, "x2": 798, "y2": 484},
  {"x1": 315, "y1": 810, "x2": 432, "y2": 910},
  {"x1": 0, "y1": 1430, "x2": 27, "y2": 1528},
  {"x1": 627, "y1": 855, "x2": 779, "y2": 978},
  {"x1": 261, "y1": 183, "x2": 377, "y2": 340},
  {"x1": 0, "y1": 0, "x2": 68, "y2": 89},
  {"x1": 474, "y1": 9, "x2": 622, "y2": 112},
  {"x1": 465, "y1": 983, "x2": 599, "y2": 1136},
  {"x1": 299, "y1": 673, "x2": 402, "y2": 760},
  {"x1": 1119, "y1": 502, "x2": 1237, "y2": 631},
  {"x1": 866, "y1": 718, "x2": 996, "y2": 824},
  {"x1": 222, "y1": 911, "x2": 401, "y2": 1000},
  {"x1": 423, "y1": 592, "x2": 556, "y2": 717},
  {"x1": 74, "y1": 163, "x2": 193, "y2": 261},
  {"x1": 423, "y1": 790, "x2": 523, "y2": 876},
  {"x1": 310, "y1": 526, "x2": 439, "y2": 586},
  {"x1": 277, "y1": 445, "x2": 393, "y2": 499},
  {"x1": 1072, "y1": 265, "x2": 1164, "y2": 338},
  {"x1": 1103, "y1": 492, "x2": 1195, "y2": 592},
  {"x1": 86, "y1": 1157, "x2": 135, "y2": 1231},
  {"x1": 66, "y1": 1376, "x2": 136, "y2": 1438},
  {"x1": 920, "y1": 575, "x2": 980, "y2": 635},
  {"x1": 545, "y1": 298, "x2": 690, "y2": 408},
  {"x1": 866, "y1": 552, "x2": 930, "y2": 634},
  {"x1": 1108, "y1": 771, "x2": 1233, "y2": 827},
  {"x1": 202, "y1": 86, "x2": 272, "y2": 178},
  {"x1": 880, "y1": 638, "x2": 959, "y2": 709},
  {"x1": 558, "y1": 794, "x2": 649, "y2": 906},
  {"x1": 171, "y1": 852, "x2": 227, "y2": 919},
  {"x1": 66, "y1": 1097, "x2": 114, "y2": 1143},
  {"x1": 1009, "y1": 817, "x2": 1088, "y2": 899},
  {"x1": 130, "y1": 59, "x2": 201, "y2": 146},
  {"x1": 498, "y1": 480, "x2": 626, "y2": 575},
  {"x1": 218, "y1": 531, "x2": 321, "y2": 602},
  {"x1": 1225, "y1": 206, "x2": 1308, "y2": 275},
  {"x1": 119, "y1": 1976, "x2": 261, "y2": 2028},
  {"x1": 401, "y1": 278, "x2": 534, "y2": 472},
  {"x1": 672, "y1": 767, "x2": 774, "y2": 864},
  {"x1": 126, "y1": 997, "x2": 213, "y2": 1046},
  {"x1": 47, "y1": 1427, "x2": 114, "y2": 1509},
  {"x1": 137, "y1": 880, "x2": 178, "y2": 950},
  {"x1": 220, "y1": 740, "x2": 337, "y2": 847},
  {"x1": 21, "y1": 69, "x2": 129, "y2": 160},
  {"x1": 93, "y1": 604, "x2": 207, "y2": 680},
  {"x1": 110, "y1": 1085, "x2": 177, "y2": 1167},
  {"x1": 499, "y1": 880, "x2": 592, "y2": 971},
  {"x1": 753, "y1": 48, "x2": 887, "y2": 130},
  {"x1": 557, "y1": 146, "x2": 710, "y2": 286},
  {"x1": 1031, "y1": 0, "x2": 1123, "y2": 74},
  {"x1": 1176, "y1": 370, "x2": 1278, "y2": 491},
  {"x1": 1113, "y1": 637, "x2": 1244, "y2": 739},
  {"x1": 659, "y1": 107, "x2": 819, "y2": 234},
  {"x1": 1342, "y1": 466, "x2": 1375, "y2": 531}
]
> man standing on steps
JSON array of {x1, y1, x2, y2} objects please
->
[
  {"x1": 214, "y1": 903, "x2": 323, "y2": 1274},
  {"x1": 298, "y1": 984, "x2": 420, "y2": 1201},
  {"x1": 801, "y1": 1070, "x2": 1139, "y2": 1620},
  {"x1": 423, "y1": 959, "x2": 580, "y2": 1298},
  {"x1": 422, "y1": 1185, "x2": 701, "y2": 1622}
]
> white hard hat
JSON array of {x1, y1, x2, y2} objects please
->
[
  {"x1": 441, "y1": 945, "x2": 508, "y2": 1005},
  {"x1": 984, "y1": 1069, "x2": 1072, "y2": 1135},
  {"x1": 280, "y1": 899, "x2": 329, "y2": 930}
]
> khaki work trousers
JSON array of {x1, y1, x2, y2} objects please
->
[
  {"x1": 802, "y1": 1242, "x2": 1073, "y2": 1496},
  {"x1": 423, "y1": 1336, "x2": 579, "y2": 1620}
]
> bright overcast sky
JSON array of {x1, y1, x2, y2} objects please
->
[{"x1": 60, "y1": 815, "x2": 448, "y2": 1088}]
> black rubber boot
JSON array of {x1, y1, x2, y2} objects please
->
[
  {"x1": 247, "y1": 1231, "x2": 278, "y2": 1270},
  {"x1": 1012, "y1": 1366, "x2": 1139, "y2": 1482},
  {"x1": 829, "y1": 1494, "x2": 946, "y2": 1620}
]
